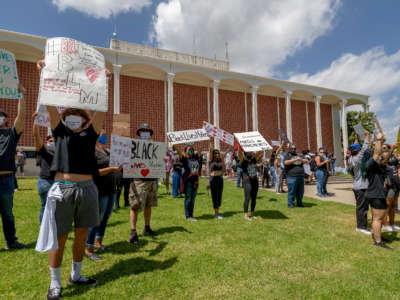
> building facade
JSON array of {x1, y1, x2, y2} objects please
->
[{"x1": 0, "y1": 29, "x2": 369, "y2": 166}]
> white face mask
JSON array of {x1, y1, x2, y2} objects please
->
[
  {"x1": 65, "y1": 115, "x2": 82, "y2": 130},
  {"x1": 0, "y1": 116, "x2": 4, "y2": 126},
  {"x1": 47, "y1": 142, "x2": 55, "y2": 151},
  {"x1": 140, "y1": 132, "x2": 151, "y2": 140}
]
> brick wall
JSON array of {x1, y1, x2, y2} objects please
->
[
  {"x1": 321, "y1": 103, "x2": 334, "y2": 153},
  {"x1": 291, "y1": 99, "x2": 308, "y2": 151},
  {"x1": 258, "y1": 95, "x2": 279, "y2": 142},
  {"x1": 308, "y1": 101, "x2": 317, "y2": 152}
]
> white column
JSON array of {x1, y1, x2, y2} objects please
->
[
  {"x1": 213, "y1": 80, "x2": 220, "y2": 149},
  {"x1": 305, "y1": 101, "x2": 310, "y2": 150},
  {"x1": 167, "y1": 73, "x2": 175, "y2": 132},
  {"x1": 244, "y1": 90, "x2": 248, "y2": 131},
  {"x1": 331, "y1": 104, "x2": 343, "y2": 166},
  {"x1": 315, "y1": 95, "x2": 322, "y2": 150},
  {"x1": 363, "y1": 103, "x2": 369, "y2": 113},
  {"x1": 285, "y1": 91, "x2": 292, "y2": 142},
  {"x1": 252, "y1": 86, "x2": 258, "y2": 131},
  {"x1": 341, "y1": 99, "x2": 349, "y2": 167},
  {"x1": 113, "y1": 64, "x2": 122, "y2": 114},
  {"x1": 207, "y1": 85, "x2": 210, "y2": 123}
]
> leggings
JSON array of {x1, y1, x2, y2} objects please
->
[
  {"x1": 210, "y1": 176, "x2": 223, "y2": 209},
  {"x1": 243, "y1": 177, "x2": 258, "y2": 213}
]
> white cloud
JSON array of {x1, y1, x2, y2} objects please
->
[
  {"x1": 52, "y1": 0, "x2": 152, "y2": 19},
  {"x1": 151, "y1": 0, "x2": 340, "y2": 76},
  {"x1": 289, "y1": 46, "x2": 400, "y2": 142}
]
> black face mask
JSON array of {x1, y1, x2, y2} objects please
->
[{"x1": 290, "y1": 149, "x2": 297, "y2": 155}]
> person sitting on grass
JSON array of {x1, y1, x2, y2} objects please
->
[
  {"x1": 238, "y1": 146, "x2": 263, "y2": 220},
  {"x1": 0, "y1": 84, "x2": 27, "y2": 250},
  {"x1": 173, "y1": 143, "x2": 202, "y2": 221},
  {"x1": 365, "y1": 132, "x2": 393, "y2": 250},
  {"x1": 208, "y1": 138, "x2": 226, "y2": 219}
]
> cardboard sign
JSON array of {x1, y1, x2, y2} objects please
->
[
  {"x1": 167, "y1": 128, "x2": 209, "y2": 145},
  {"x1": 0, "y1": 49, "x2": 20, "y2": 99},
  {"x1": 112, "y1": 114, "x2": 130, "y2": 137},
  {"x1": 34, "y1": 104, "x2": 65, "y2": 127},
  {"x1": 353, "y1": 123, "x2": 366, "y2": 140},
  {"x1": 271, "y1": 140, "x2": 281, "y2": 147},
  {"x1": 202, "y1": 121, "x2": 234, "y2": 146},
  {"x1": 234, "y1": 131, "x2": 272, "y2": 152},
  {"x1": 109, "y1": 134, "x2": 132, "y2": 168},
  {"x1": 38, "y1": 37, "x2": 108, "y2": 111}
]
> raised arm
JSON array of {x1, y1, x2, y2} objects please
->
[
  {"x1": 14, "y1": 84, "x2": 26, "y2": 134},
  {"x1": 238, "y1": 145, "x2": 244, "y2": 163},
  {"x1": 172, "y1": 144, "x2": 184, "y2": 158},
  {"x1": 46, "y1": 106, "x2": 61, "y2": 130},
  {"x1": 99, "y1": 166, "x2": 121, "y2": 176},
  {"x1": 373, "y1": 133, "x2": 385, "y2": 162},
  {"x1": 32, "y1": 112, "x2": 43, "y2": 151},
  {"x1": 91, "y1": 112, "x2": 105, "y2": 135}
]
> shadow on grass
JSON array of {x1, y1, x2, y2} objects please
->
[
  {"x1": 256, "y1": 210, "x2": 288, "y2": 219},
  {"x1": 0, "y1": 241, "x2": 37, "y2": 253},
  {"x1": 146, "y1": 241, "x2": 168, "y2": 256},
  {"x1": 197, "y1": 211, "x2": 240, "y2": 220},
  {"x1": 106, "y1": 220, "x2": 125, "y2": 228},
  {"x1": 107, "y1": 239, "x2": 149, "y2": 254},
  {"x1": 156, "y1": 226, "x2": 192, "y2": 235},
  {"x1": 269, "y1": 198, "x2": 278, "y2": 202},
  {"x1": 382, "y1": 232, "x2": 400, "y2": 244},
  {"x1": 63, "y1": 256, "x2": 178, "y2": 298},
  {"x1": 302, "y1": 202, "x2": 317, "y2": 207}
]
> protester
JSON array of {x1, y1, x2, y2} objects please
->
[
  {"x1": 85, "y1": 131, "x2": 121, "y2": 260},
  {"x1": 274, "y1": 142, "x2": 286, "y2": 194},
  {"x1": 328, "y1": 152, "x2": 337, "y2": 175},
  {"x1": 163, "y1": 150, "x2": 173, "y2": 195},
  {"x1": 115, "y1": 175, "x2": 132, "y2": 208},
  {"x1": 225, "y1": 150, "x2": 233, "y2": 177},
  {"x1": 234, "y1": 150, "x2": 243, "y2": 188},
  {"x1": 173, "y1": 144, "x2": 202, "y2": 221},
  {"x1": 16, "y1": 148, "x2": 26, "y2": 176},
  {"x1": 347, "y1": 131, "x2": 371, "y2": 235},
  {"x1": 129, "y1": 124, "x2": 158, "y2": 244},
  {"x1": 209, "y1": 139, "x2": 226, "y2": 219},
  {"x1": 284, "y1": 145, "x2": 307, "y2": 208},
  {"x1": 382, "y1": 145, "x2": 400, "y2": 232},
  {"x1": 269, "y1": 150, "x2": 276, "y2": 187},
  {"x1": 315, "y1": 146, "x2": 331, "y2": 197},
  {"x1": 365, "y1": 133, "x2": 393, "y2": 249},
  {"x1": 0, "y1": 84, "x2": 27, "y2": 250},
  {"x1": 302, "y1": 150, "x2": 312, "y2": 184},
  {"x1": 261, "y1": 152, "x2": 271, "y2": 188},
  {"x1": 171, "y1": 152, "x2": 183, "y2": 198},
  {"x1": 238, "y1": 147, "x2": 263, "y2": 220},
  {"x1": 33, "y1": 116, "x2": 55, "y2": 224}
]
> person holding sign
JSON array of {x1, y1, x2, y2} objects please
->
[
  {"x1": 315, "y1": 146, "x2": 331, "y2": 198},
  {"x1": 38, "y1": 59, "x2": 109, "y2": 299},
  {"x1": 173, "y1": 144, "x2": 202, "y2": 221},
  {"x1": 129, "y1": 124, "x2": 158, "y2": 244},
  {"x1": 209, "y1": 139, "x2": 226, "y2": 219},
  {"x1": 0, "y1": 84, "x2": 27, "y2": 250},
  {"x1": 238, "y1": 147, "x2": 263, "y2": 220}
]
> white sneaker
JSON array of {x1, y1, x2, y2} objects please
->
[
  {"x1": 391, "y1": 225, "x2": 400, "y2": 231},
  {"x1": 244, "y1": 216, "x2": 252, "y2": 221},
  {"x1": 382, "y1": 225, "x2": 394, "y2": 232},
  {"x1": 356, "y1": 228, "x2": 372, "y2": 235}
]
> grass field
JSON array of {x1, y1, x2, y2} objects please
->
[{"x1": 0, "y1": 178, "x2": 399, "y2": 299}]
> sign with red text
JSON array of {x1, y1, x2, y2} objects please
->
[
  {"x1": 109, "y1": 134, "x2": 132, "y2": 168},
  {"x1": 167, "y1": 128, "x2": 209, "y2": 145},
  {"x1": 38, "y1": 37, "x2": 108, "y2": 111},
  {"x1": 0, "y1": 49, "x2": 20, "y2": 99},
  {"x1": 202, "y1": 121, "x2": 234, "y2": 146},
  {"x1": 34, "y1": 104, "x2": 65, "y2": 127},
  {"x1": 234, "y1": 131, "x2": 272, "y2": 152}
]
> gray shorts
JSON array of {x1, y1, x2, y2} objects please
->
[
  {"x1": 55, "y1": 180, "x2": 99, "y2": 237},
  {"x1": 387, "y1": 188, "x2": 399, "y2": 198}
]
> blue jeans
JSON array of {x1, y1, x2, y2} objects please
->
[
  {"x1": 236, "y1": 168, "x2": 243, "y2": 187},
  {"x1": 0, "y1": 175, "x2": 17, "y2": 245},
  {"x1": 330, "y1": 161, "x2": 336, "y2": 175},
  {"x1": 86, "y1": 194, "x2": 110, "y2": 247},
  {"x1": 172, "y1": 172, "x2": 182, "y2": 197},
  {"x1": 96, "y1": 193, "x2": 116, "y2": 240},
  {"x1": 184, "y1": 180, "x2": 198, "y2": 218},
  {"x1": 316, "y1": 169, "x2": 328, "y2": 195},
  {"x1": 287, "y1": 176, "x2": 304, "y2": 207},
  {"x1": 37, "y1": 178, "x2": 54, "y2": 224},
  {"x1": 275, "y1": 169, "x2": 283, "y2": 193},
  {"x1": 270, "y1": 166, "x2": 276, "y2": 186}
]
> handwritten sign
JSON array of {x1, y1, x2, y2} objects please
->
[
  {"x1": 234, "y1": 131, "x2": 272, "y2": 152},
  {"x1": 271, "y1": 140, "x2": 281, "y2": 147},
  {"x1": 38, "y1": 37, "x2": 108, "y2": 111},
  {"x1": 34, "y1": 104, "x2": 65, "y2": 127},
  {"x1": 0, "y1": 49, "x2": 20, "y2": 99},
  {"x1": 202, "y1": 121, "x2": 234, "y2": 146},
  {"x1": 109, "y1": 134, "x2": 132, "y2": 168},
  {"x1": 353, "y1": 123, "x2": 366, "y2": 140},
  {"x1": 167, "y1": 128, "x2": 209, "y2": 145}
]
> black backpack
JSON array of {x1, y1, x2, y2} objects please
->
[{"x1": 310, "y1": 157, "x2": 317, "y2": 172}]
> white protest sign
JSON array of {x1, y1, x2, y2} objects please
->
[
  {"x1": 353, "y1": 123, "x2": 366, "y2": 140},
  {"x1": 202, "y1": 121, "x2": 234, "y2": 146},
  {"x1": 0, "y1": 49, "x2": 20, "y2": 99},
  {"x1": 271, "y1": 140, "x2": 281, "y2": 147},
  {"x1": 234, "y1": 131, "x2": 272, "y2": 152},
  {"x1": 38, "y1": 37, "x2": 108, "y2": 111},
  {"x1": 34, "y1": 104, "x2": 65, "y2": 127},
  {"x1": 123, "y1": 139, "x2": 166, "y2": 179},
  {"x1": 109, "y1": 134, "x2": 132, "y2": 168},
  {"x1": 167, "y1": 128, "x2": 209, "y2": 145}
]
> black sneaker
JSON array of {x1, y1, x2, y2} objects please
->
[
  {"x1": 373, "y1": 241, "x2": 393, "y2": 250},
  {"x1": 5, "y1": 240, "x2": 27, "y2": 250},
  {"x1": 129, "y1": 230, "x2": 139, "y2": 244},
  {"x1": 69, "y1": 276, "x2": 98, "y2": 286},
  {"x1": 143, "y1": 227, "x2": 157, "y2": 236},
  {"x1": 47, "y1": 287, "x2": 62, "y2": 300}
]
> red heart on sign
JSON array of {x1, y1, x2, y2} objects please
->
[
  {"x1": 85, "y1": 66, "x2": 101, "y2": 83},
  {"x1": 141, "y1": 169, "x2": 150, "y2": 177}
]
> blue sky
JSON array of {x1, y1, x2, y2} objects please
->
[{"x1": 1, "y1": 0, "x2": 399, "y2": 141}]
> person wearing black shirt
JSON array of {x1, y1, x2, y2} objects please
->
[
  {"x1": 0, "y1": 84, "x2": 27, "y2": 250},
  {"x1": 315, "y1": 146, "x2": 331, "y2": 197},
  {"x1": 33, "y1": 118, "x2": 55, "y2": 224},
  {"x1": 234, "y1": 151, "x2": 243, "y2": 188},
  {"x1": 172, "y1": 153, "x2": 183, "y2": 197},
  {"x1": 284, "y1": 145, "x2": 308, "y2": 208},
  {"x1": 209, "y1": 139, "x2": 226, "y2": 219},
  {"x1": 238, "y1": 147, "x2": 263, "y2": 220},
  {"x1": 366, "y1": 133, "x2": 393, "y2": 250}
]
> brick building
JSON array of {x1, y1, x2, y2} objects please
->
[{"x1": 0, "y1": 29, "x2": 369, "y2": 166}]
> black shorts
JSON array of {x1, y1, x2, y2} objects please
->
[{"x1": 367, "y1": 198, "x2": 387, "y2": 210}]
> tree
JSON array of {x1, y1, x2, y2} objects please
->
[{"x1": 346, "y1": 111, "x2": 375, "y2": 145}]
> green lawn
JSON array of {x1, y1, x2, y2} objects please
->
[{"x1": 1, "y1": 178, "x2": 399, "y2": 299}]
